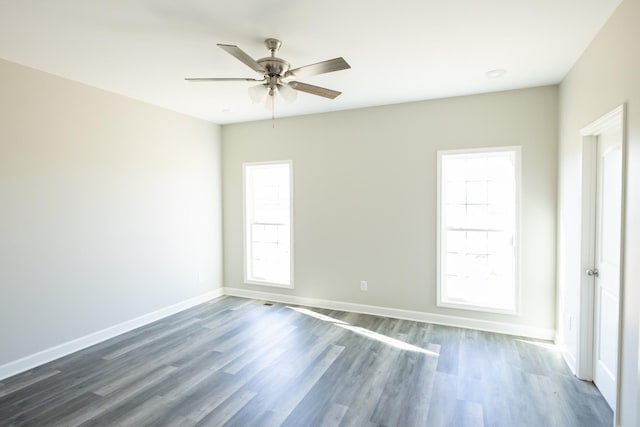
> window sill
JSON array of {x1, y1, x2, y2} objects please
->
[
  {"x1": 437, "y1": 300, "x2": 519, "y2": 316},
  {"x1": 244, "y1": 279, "x2": 294, "y2": 289}
]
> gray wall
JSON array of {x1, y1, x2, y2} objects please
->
[
  {"x1": 557, "y1": 0, "x2": 640, "y2": 424},
  {"x1": 0, "y1": 59, "x2": 223, "y2": 366},
  {"x1": 223, "y1": 86, "x2": 558, "y2": 333}
]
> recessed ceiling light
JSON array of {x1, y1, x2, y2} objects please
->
[
  {"x1": 221, "y1": 108, "x2": 232, "y2": 114},
  {"x1": 486, "y1": 69, "x2": 507, "y2": 79}
]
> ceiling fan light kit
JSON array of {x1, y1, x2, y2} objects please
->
[{"x1": 186, "y1": 38, "x2": 351, "y2": 109}]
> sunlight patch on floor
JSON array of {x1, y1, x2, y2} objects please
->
[
  {"x1": 288, "y1": 305, "x2": 439, "y2": 356},
  {"x1": 287, "y1": 306, "x2": 348, "y2": 324},
  {"x1": 515, "y1": 339, "x2": 560, "y2": 352},
  {"x1": 337, "y1": 324, "x2": 439, "y2": 356}
]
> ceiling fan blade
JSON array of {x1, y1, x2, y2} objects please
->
[
  {"x1": 285, "y1": 57, "x2": 350, "y2": 78},
  {"x1": 288, "y1": 81, "x2": 342, "y2": 99},
  {"x1": 217, "y1": 44, "x2": 265, "y2": 73},
  {"x1": 185, "y1": 77, "x2": 264, "y2": 82}
]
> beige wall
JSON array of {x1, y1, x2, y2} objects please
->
[
  {"x1": 557, "y1": 0, "x2": 640, "y2": 424},
  {"x1": 0, "y1": 59, "x2": 223, "y2": 366},
  {"x1": 223, "y1": 86, "x2": 558, "y2": 333}
]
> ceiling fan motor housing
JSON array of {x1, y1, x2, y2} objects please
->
[
  {"x1": 258, "y1": 57, "x2": 290, "y2": 78},
  {"x1": 258, "y1": 55, "x2": 289, "y2": 95}
]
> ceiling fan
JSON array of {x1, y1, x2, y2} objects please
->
[{"x1": 185, "y1": 38, "x2": 351, "y2": 104}]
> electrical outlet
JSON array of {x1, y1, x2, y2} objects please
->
[
  {"x1": 360, "y1": 280, "x2": 368, "y2": 291},
  {"x1": 568, "y1": 315, "x2": 572, "y2": 331}
]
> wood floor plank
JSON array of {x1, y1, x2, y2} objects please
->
[
  {"x1": 139, "y1": 343, "x2": 289, "y2": 426},
  {"x1": 279, "y1": 330, "x2": 379, "y2": 426},
  {"x1": 0, "y1": 357, "x2": 112, "y2": 420},
  {"x1": 100, "y1": 317, "x2": 204, "y2": 361},
  {"x1": 48, "y1": 365, "x2": 178, "y2": 427},
  {"x1": 191, "y1": 389, "x2": 257, "y2": 427},
  {"x1": 317, "y1": 402, "x2": 349, "y2": 427},
  {"x1": 19, "y1": 392, "x2": 102, "y2": 427},
  {"x1": 336, "y1": 326, "x2": 406, "y2": 425},
  {"x1": 0, "y1": 369, "x2": 61, "y2": 399},
  {"x1": 371, "y1": 345, "x2": 438, "y2": 426},
  {"x1": 222, "y1": 325, "x2": 297, "y2": 375},
  {"x1": 0, "y1": 296, "x2": 614, "y2": 427},
  {"x1": 266, "y1": 344, "x2": 344, "y2": 426},
  {"x1": 426, "y1": 371, "x2": 459, "y2": 426},
  {"x1": 453, "y1": 399, "x2": 484, "y2": 427}
]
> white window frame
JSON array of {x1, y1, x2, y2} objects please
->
[
  {"x1": 243, "y1": 160, "x2": 294, "y2": 288},
  {"x1": 436, "y1": 146, "x2": 521, "y2": 315}
]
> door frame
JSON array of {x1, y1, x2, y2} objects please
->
[{"x1": 577, "y1": 104, "x2": 626, "y2": 424}]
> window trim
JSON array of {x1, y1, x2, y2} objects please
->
[
  {"x1": 242, "y1": 160, "x2": 294, "y2": 288},
  {"x1": 436, "y1": 146, "x2": 522, "y2": 315}
]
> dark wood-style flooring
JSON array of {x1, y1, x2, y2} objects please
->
[{"x1": 0, "y1": 296, "x2": 612, "y2": 426}]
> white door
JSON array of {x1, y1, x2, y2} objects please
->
[{"x1": 592, "y1": 127, "x2": 622, "y2": 409}]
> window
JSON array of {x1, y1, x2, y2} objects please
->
[
  {"x1": 437, "y1": 147, "x2": 520, "y2": 313},
  {"x1": 244, "y1": 161, "x2": 293, "y2": 287}
]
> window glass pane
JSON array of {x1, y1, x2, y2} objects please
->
[
  {"x1": 466, "y1": 231, "x2": 488, "y2": 255},
  {"x1": 446, "y1": 253, "x2": 465, "y2": 276},
  {"x1": 466, "y1": 158, "x2": 488, "y2": 181},
  {"x1": 488, "y1": 178, "x2": 513, "y2": 210},
  {"x1": 252, "y1": 166, "x2": 290, "y2": 224},
  {"x1": 445, "y1": 204, "x2": 466, "y2": 228},
  {"x1": 445, "y1": 159, "x2": 466, "y2": 182},
  {"x1": 488, "y1": 231, "x2": 512, "y2": 255},
  {"x1": 487, "y1": 207, "x2": 508, "y2": 230},
  {"x1": 465, "y1": 253, "x2": 489, "y2": 278},
  {"x1": 446, "y1": 230, "x2": 466, "y2": 253},
  {"x1": 445, "y1": 275, "x2": 465, "y2": 300},
  {"x1": 466, "y1": 205, "x2": 488, "y2": 229},
  {"x1": 488, "y1": 156, "x2": 513, "y2": 181},
  {"x1": 439, "y1": 148, "x2": 518, "y2": 312},
  {"x1": 245, "y1": 162, "x2": 292, "y2": 286},
  {"x1": 466, "y1": 181, "x2": 487, "y2": 204},
  {"x1": 445, "y1": 181, "x2": 466, "y2": 204}
]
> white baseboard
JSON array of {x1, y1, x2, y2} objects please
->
[
  {"x1": 223, "y1": 287, "x2": 556, "y2": 340},
  {"x1": 561, "y1": 349, "x2": 577, "y2": 375},
  {"x1": 554, "y1": 332, "x2": 578, "y2": 375},
  {"x1": 0, "y1": 288, "x2": 224, "y2": 381}
]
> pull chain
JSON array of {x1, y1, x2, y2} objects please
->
[{"x1": 271, "y1": 95, "x2": 275, "y2": 128}]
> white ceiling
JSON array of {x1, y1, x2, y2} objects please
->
[{"x1": 0, "y1": 0, "x2": 622, "y2": 124}]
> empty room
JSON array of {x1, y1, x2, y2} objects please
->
[{"x1": 1, "y1": 0, "x2": 639, "y2": 426}]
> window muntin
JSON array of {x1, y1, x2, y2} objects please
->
[
  {"x1": 437, "y1": 148, "x2": 520, "y2": 313},
  {"x1": 244, "y1": 161, "x2": 293, "y2": 287}
]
